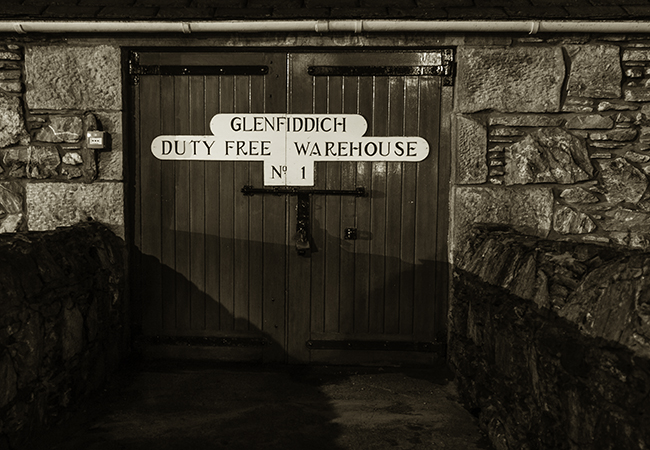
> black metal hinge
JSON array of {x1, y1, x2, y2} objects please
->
[
  {"x1": 306, "y1": 340, "x2": 444, "y2": 353},
  {"x1": 308, "y1": 65, "x2": 452, "y2": 77},
  {"x1": 308, "y1": 48, "x2": 455, "y2": 86},
  {"x1": 128, "y1": 51, "x2": 269, "y2": 85}
]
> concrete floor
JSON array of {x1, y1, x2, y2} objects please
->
[{"x1": 27, "y1": 360, "x2": 492, "y2": 450}]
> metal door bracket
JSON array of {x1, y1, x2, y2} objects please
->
[
  {"x1": 296, "y1": 193, "x2": 311, "y2": 256},
  {"x1": 242, "y1": 185, "x2": 366, "y2": 256}
]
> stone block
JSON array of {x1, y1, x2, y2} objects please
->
[
  {"x1": 623, "y1": 49, "x2": 650, "y2": 61},
  {"x1": 0, "y1": 95, "x2": 28, "y2": 149},
  {"x1": 598, "y1": 158, "x2": 648, "y2": 204},
  {"x1": 62, "y1": 305, "x2": 84, "y2": 360},
  {"x1": 553, "y1": 205, "x2": 597, "y2": 235},
  {"x1": 505, "y1": 128, "x2": 593, "y2": 185},
  {"x1": 488, "y1": 115, "x2": 565, "y2": 127},
  {"x1": 61, "y1": 166, "x2": 83, "y2": 179},
  {"x1": 640, "y1": 126, "x2": 650, "y2": 143},
  {"x1": 562, "y1": 97, "x2": 594, "y2": 113},
  {"x1": 490, "y1": 128, "x2": 525, "y2": 137},
  {"x1": 599, "y1": 206, "x2": 650, "y2": 233},
  {"x1": 27, "y1": 145, "x2": 60, "y2": 179},
  {"x1": 98, "y1": 151, "x2": 122, "y2": 181},
  {"x1": 0, "y1": 351, "x2": 17, "y2": 408},
  {"x1": 625, "y1": 67, "x2": 644, "y2": 78},
  {"x1": 25, "y1": 45, "x2": 121, "y2": 111},
  {"x1": 10, "y1": 313, "x2": 43, "y2": 387},
  {"x1": 0, "y1": 81, "x2": 23, "y2": 93},
  {"x1": 34, "y1": 116, "x2": 84, "y2": 143},
  {"x1": 0, "y1": 52, "x2": 21, "y2": 61},
  {"x1": 590, "y1": 141, "x2": 626, "y2": 149},
  {"x1": 489, "y1": 166, "x2": 505, "y2": 177},
  {"x1": 456, "y1": 46, "x2": 564, "y2": 113},
  {"x1": 625, "y1": 88, "x2": 650, "y2": 102},
  {"x1": 0, "y1": 62, "x2": 20, "y2": 70},
  {"x1": 25, "y1": 182, "x2": 124, "y2": 237},
  {"x1": 0, "y1": 181, "x2": 23, "y2": 215},
  {"x1": 597, "y1": 101, "x2": 638, "y2": 112},
  {"x1": 566, "y1": 45, "x2": 621, "y2": 99},
  {"x1": 62, "y1": 152, "x2": 83, "y2": 166},
  {"x1": 456, "y1": 115, "x2": 487, "y2": 184},
  {"x1": 560, "y1": 186, "x2": 599, "y2": 204},
  {"x1": 0, "y1": 71, "x2": 20, "y2": 81},
  {"x1": 452, "y1": 186, "x2": 554, "y2": 255},
  {"x1": 2, "y1": 147, "x2": 28, "y2": 178},
  {"x1": 625, "y1": 151, "x2": 650, "y2": 164},
  {"x1": 86, "y1": 299, "x2": 99, "y2": 342},
  {"x1": 0, "y1": 181, "x2": 24, "y2": 233},
  {"x1": 566, "y1": 114, "x2": 614, "y2": 129},
  {"x1": 589, "y1": 128, "x2": 638, "y2": 141}
]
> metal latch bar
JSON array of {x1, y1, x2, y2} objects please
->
[{"x1": 241, "y1": 185, "x2": 366, "y2": 197}]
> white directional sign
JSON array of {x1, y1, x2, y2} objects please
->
[{"x1": 151, "y1": 113, "x2": 429, "y2": 186}]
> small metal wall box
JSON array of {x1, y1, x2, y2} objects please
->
[{"x1": 87, "y1": 131, "x2": 107, "y2": 149}]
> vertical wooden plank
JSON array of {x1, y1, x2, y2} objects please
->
[
  {"x1": 310, "y1": 75, "x2": 327, "y2": 335},
  {"x1": 204, "y1": 76, "x2": 221, "y2": 331},
  {"x1": 339, "y1": 75, "x2": 358, "y2": 335},
  {"x1": 219, "y1": 75, "x2": 235, "y2": 331},
  {"x1": 324, "y1": 162, "x2": 341, "y2": 334},
  {"x1": 233, "y1": 75, "x2": 251, "y2": 331},
  {"x1": 262, "y1": 53, "x2": 288, "y2": 362},
  {"x1": 286, "y1": 54, "x2": 313, "y2": 362},
  {"x1": 414, "y1": 76, "x2": 442, "y2": 341},
  {"x1": 384, "y1": 76, "x2": 404, "y2": 335},
  {"x1": 262, "y1": 190, "x2": 287, "y2": 359},
  {"x1": 174, "y1": 76, "x2": 192, "y2": 332},
  {"x1": 399, "y1": 76, "x2": 419, "y2": 336},
  {"x1": 189, "y1": 76, "x2": 207, "y2": 331},
  {"x1": 324, "y1": 75, "x2": 342, "y2": 334},
  {"x1": 353, "y1": 76, "x2": 374, "y2": 335},
  {"x1": 160, "y1": 75, "x2": 177, "y2": 333},
  {"x1": 248, "y1": 74, "x2": 266, "y2": 332},
  {"x1": 368, "y1": 76, "x2": 388, "y2": 335},
  {"x1": 138, "y1": 75, "x2": 163, "y2": 335}
]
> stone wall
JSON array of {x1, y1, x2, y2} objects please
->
[
  {"x1": 453, "y1": 38, "x2": 650, "y2": 255},
  {"x1": 0, "y1": 43, "x2": 123, "y2": 238},
  {"x1": 0, "y1": 222, "x2": 128, "y2": 450},
  {"x1": 450, "y1": 226, "x2": 650, "y2": 450},
  {"x1": 450, "y1": 36, "x2": 650, "y2": 450}
]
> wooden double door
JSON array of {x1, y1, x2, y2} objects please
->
[{"x1": 130, "y1": 49, "x2": 452, "y2": 364}]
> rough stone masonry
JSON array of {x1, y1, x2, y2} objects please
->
[
  {"x1": 451, "y1": 226, "x2": 650, "y2": 450},
  {"x1": 0, "y1": 222, "x2": 127, "y2": 450},
  {"x1": 0, "y1": 44, "x2": 123, "y2": 238},
  {"x1": 453, "y1": 41, "x2": 650, "y2": 255}
]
